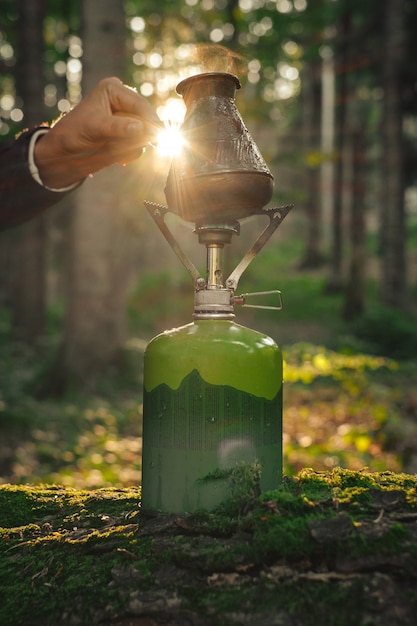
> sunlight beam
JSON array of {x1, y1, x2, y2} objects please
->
[
  {"x1": 156, "y1": 121, "x2": 184, "y2": 157},
  {"x1": 156, "y1": 97, "x2": 186, "y2": 158}
]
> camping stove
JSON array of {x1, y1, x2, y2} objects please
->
[{"x1": 142, "y1": 72, "x2": 293, "y2": 514}]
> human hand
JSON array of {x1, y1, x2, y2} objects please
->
[{"x1": 34, "y1": 77, "x2": 162, "y2": 189}]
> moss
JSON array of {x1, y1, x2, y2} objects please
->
[
  {"x1": 0, "y1": 484, "x2": 141, "y2": 528},
  {"x1": 1, "y1": 470, "x2": 416, "y2": 625},
  {"x1": 251, "y1": 512, "x2": 318, "y2": 562},
  {"x1": 0, "y1": 530, "x2": 153, "y2": 626},
  {"x1": 179, "y1": 508, "x2": 238, "y2": 536},
  {"x1": 183, "y1": 579, "x2": 367, "y2": 626},
  {"x1": 0, "y1": 484, "x2": 145, "y2": 626},
  {"x1": 213, "y1": 461, "x2": 262, "y2": 517}
]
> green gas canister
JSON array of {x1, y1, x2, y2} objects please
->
[{"x1": 142, "y1": 317, "x2": 282, "y2": 513}]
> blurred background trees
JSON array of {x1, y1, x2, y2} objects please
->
[
  {"x1": 60, "y1": 0, "x2": 136, "y2": 388},
  {"x1": 0, "y1": 0, "x2": 416, "y2": 391}
]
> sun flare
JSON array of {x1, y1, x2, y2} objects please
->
[
  {"x1": 156, "y1": 98, "x2": 186, "y2": 158},
  {"x1": 156, "y1": 121, "x2": 184, "y2": 157}
]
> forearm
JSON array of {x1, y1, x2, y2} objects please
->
[
  {"x1": 0, "y1": 129, "x2": 73, "y2": 232},
  {"x1": 0, "y1": 78, "x2": 160, "y2": 232}
]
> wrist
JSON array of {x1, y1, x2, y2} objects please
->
[{"x1": 32, "y1": 129, "x2": 85, "y2": 190}]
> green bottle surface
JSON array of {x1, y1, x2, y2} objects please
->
[
  {"x1": 142, "y1": 320, "x2": 283, "y2": 513},
  {"x1": 144, "y1": 320, "x2": 281, "y2": 399}
]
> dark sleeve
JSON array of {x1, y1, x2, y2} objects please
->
[{"x1": 0, "y1": 128, "x2": 74, "y2": 231}]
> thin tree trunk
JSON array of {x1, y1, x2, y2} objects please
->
[
  {"x1": 9, "y1": 0, "x2": 47, "y2": 343},
  {"x1": 380, "y1": 0, "x2": 407, "y2": 309},
  {"x1": 320, "y1": 46, "x2": 335, "y2": 262},
  {"x1": 327, "y1": 13, "x2": 351, "y2": 293},
  {"x1": 299, "y1": 60, "x2": 323, "y2": 269},
  {"x1": 343, "y1": 123, "x2": 366, "y2": 320},
  {"x1": 60, "y1": 0, "x2": 134, "y2": 385}
]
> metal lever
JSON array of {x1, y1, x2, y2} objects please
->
[
  {"x1": 233, "y1": 290, "x2": 283, "y2": 310},
  {"x1": 226, "y1": 204, "x2": 293, "y2": 292},
  {"x1": 144, "y1": 201, "x2": 205, "y2": 289}
]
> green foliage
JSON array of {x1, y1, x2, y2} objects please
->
[
  {"x1": 281, "y1": 343, "x2": 415, "y2": 475},
  {"x1": 0, "y1": 322, "x2": 143, "y2": 488},
  {"x1": 351, "y1": 306, "x2": 417, "y2": 360},
  {"x1": 1, "y1": 297, "x2": 417, "y2": 488},
  {"x1": 283, "y1": 342, "x2": 397, "y2": 385},
  {"x1": 407, "y1": 214, "x2": 417, "y2": 248},
  {"x1": 128, "y1": 272, "x2": 193, "y2": 336}
]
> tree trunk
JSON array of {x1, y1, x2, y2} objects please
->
[
  {"x1": 380, "y1": 0, "x2": 407, "y2": 309},
  {"x1": 9, "y1": 0, "x2": 47, "y2": 343},
  {"x1": 343, "y1": 123, "x2": 366, "y2": 320},
  {"x1": 298, "y1": 60, "x2": 323, "y2": 269},
  {"x1": 320, "y1": 46, "x2": 335, "y2": 266},
  {"x1": 60, "y1": 0, "x2": 135, "y2": 385},
  {"x1": 326, "y1": 13, "x2": 352, "y2": 293}
]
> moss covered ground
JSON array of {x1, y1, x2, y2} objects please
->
[{"x1": 1, "y1": 468, "x2": 416, "y2": 626}]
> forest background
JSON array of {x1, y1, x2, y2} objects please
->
[{"x1": 0, "y1": 0, "x2": 416, "y2": 489}]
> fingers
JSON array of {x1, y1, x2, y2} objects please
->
[
  {"x1": 87, "y1": 77, "x2": 162, "y2": 146},
  {"x1": 100, "y1": 77, "x2": 162, "y2": 127},
  {"x1": 111, "y1": 112, "x2": 161, "y2": 146}
]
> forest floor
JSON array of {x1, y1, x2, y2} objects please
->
[{"x1": 0, "y1": 468, "x2": 416, "y2": 626}]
